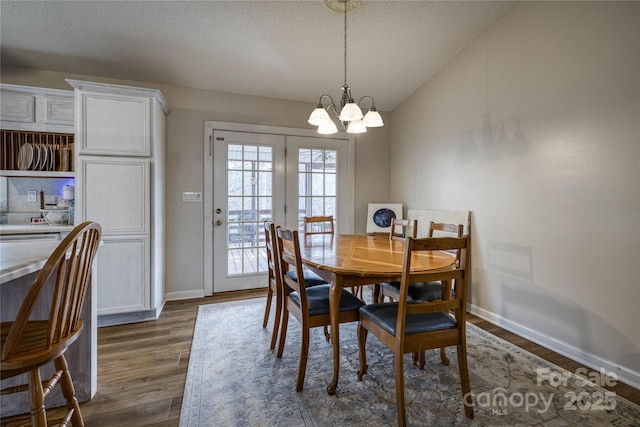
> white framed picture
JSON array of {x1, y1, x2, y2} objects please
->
[{"x1": 366, "y1": 203, "x2": 403, "y2": 234}]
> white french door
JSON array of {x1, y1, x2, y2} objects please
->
[
  {"x1": 205, "y1": 122, "x2": 354, "y2": 295},
  {"x1": 212, "y1": 130, "x2": 285, "y2": 292},
  {"x1": 285, "y1": 136, "x2": 350, "y2": 231}
]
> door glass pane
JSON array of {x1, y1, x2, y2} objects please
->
[
  {"x1": 228, "y1": 144, "x2": 243, "y2": 162},
  {"x1": 258, "y1": 171, "x2": 272, "y2": 195},
  {"x1": 227, "y1": 143, "x2": 271, "y2": 275},
  {"x1": 325, "y1": 174, "x2": 336, "y2": 196},
  {"x1": 298, "y1": 147, "x2": 337, "y2": 230}
]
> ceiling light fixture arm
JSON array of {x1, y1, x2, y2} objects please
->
[
  {"x1": 358, "y1": 95, "x2": 377, "y2": 110},
  {"x1": 314, "y1": 93, "x2": 376, "y2": 119},
  {"x1": 314, "y1": 94, "x2": 339, "y2": 117}
]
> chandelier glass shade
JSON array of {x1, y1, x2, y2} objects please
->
[{"x1": 308, "y1": 0, "x2": 383, "y2": 134}]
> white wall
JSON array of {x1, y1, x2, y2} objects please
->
[
  {"x1": 391, "y1": 1, "x2": 639, "y2": 386},
  {"x1": 0, "y1": 67, "x2": 391, "y2": 300}
]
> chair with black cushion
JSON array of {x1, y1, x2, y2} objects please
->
[
  {"x1": 296, "y1": 216, "x2": 334, "y2": 286},
  {"x1": 373, "y1": 218, "x2": 418, "y2": 303},
  {"x1": 263, "y1": 222, "x2": 329, "y2": 349},
  {"x1": 303, "y1": 215, "x2": 334, "y2": 235},
  {"x1": 377, "y1": 221, "x2": 463, "y2": 304},
  {"x1": 262, "y1": 221, "x2": 284, "y2": 350},
  {"x1": 357, "y1": 235, "x2": 474, "y2": 426},
  {"x1": 303, "y1": 214, "x2": 363, "y2": 300},
  {"x1": 275, "y1": 227, "x2": 364, "y2": 392},
  {"x1": 378, "y1": 221, "x2": 464, "y2": 367},
  {"x1": 0, "y1": 221, "x2": 101, "y2": 427}
]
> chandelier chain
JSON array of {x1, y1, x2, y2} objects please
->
[{"x1": 343, "y1": 0, "x2": 348, "y2": 87}]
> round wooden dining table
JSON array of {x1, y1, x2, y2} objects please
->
[{"x1": 296, "y1": 233, "x2": 457, "y2": 395}]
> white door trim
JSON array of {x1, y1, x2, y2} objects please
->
[{"x1": 203, "y1": 121, "x2": 355, "y2": 296}]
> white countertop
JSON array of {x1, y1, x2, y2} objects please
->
[
  {"x1": 0, "y1": 224, "x2": 74, "y2": 234},
  {"x1": 0, "y1": 240, "x2": 62, "y2": 284}
]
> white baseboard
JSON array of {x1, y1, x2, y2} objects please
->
[
  {"x1": 468, "y1": 303, "x2": 640, "y2": 391},
  {"x1": 166, "y1": 289, "x2": 205, "y2": 301}
]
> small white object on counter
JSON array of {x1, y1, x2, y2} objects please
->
[
  {"x1": 63, "y1": 185, "x2": 75, "y2": 200},
  {"x1": 41, "y1": 209, "x2": 69, "y2": 225}
]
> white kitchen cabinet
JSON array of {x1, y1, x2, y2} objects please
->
[
  {"x1": 94, "y1": 235, "x2": 150, "y2": 316},
  {"x1": 67, "y1": 80, "x2": 167, "y2": 157},
  {"x1": 68, "y1": 79, "x2": 169, "y2": 326},
  {"x1": 79, "y1": 157, "x2": 150, "y2": 235},
  {"x1": 0, "y1": 84, "x2": 74, "y2": 133}
]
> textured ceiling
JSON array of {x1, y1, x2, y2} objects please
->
[{"x1": 0, "y1": 1, "x2": 513, "y2": 111}]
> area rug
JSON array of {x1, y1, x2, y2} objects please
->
[{"x1": 179, "y1": 298, "x2": 640, "y2": 426}]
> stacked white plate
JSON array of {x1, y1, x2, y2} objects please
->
[
  {"x1": 16, "y1": 143, "x2": 33, "y2": 170},
  {"x1": 38, "y1": 145, "x2": 48, "y2": 171}
]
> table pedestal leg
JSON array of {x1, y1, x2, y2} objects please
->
[{"x1": 327, "y1": 275, "x2": 342, "y2": 395}]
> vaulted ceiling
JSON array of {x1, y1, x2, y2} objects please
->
[{"x1": 1, "y1": 1, "x2": 513, "y2": 111}]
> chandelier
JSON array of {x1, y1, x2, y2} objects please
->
[{"x1": 308, "y1": 0, "x2": 384, "y2": 134}]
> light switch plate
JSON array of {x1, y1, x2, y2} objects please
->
[
  {"x1": 27, "y1": 190, "x2": 37, "y2": 202},
  {"x1": 182, "y1": 192, "x2": 202, "y2": 203}
]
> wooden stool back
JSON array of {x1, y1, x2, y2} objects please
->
[{"x1": 1, "y1": 221, "x2": 102, "y2": 426}]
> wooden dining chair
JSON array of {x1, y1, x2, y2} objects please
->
[
  {"x1": 275, "y1": 227, "x2": 364, "y2": 392},
  {"x1": 377, "y1": 221, "x2": 464, "y2": 367},
  {"x1": 377, "y1": 221, "x2": 463, "y2": 304},
  {"x1": 262, "y1": 221, "x2": 283, "y2": 350},
  {"x1": 357, "y1": 235, "x2": 474, "y2": 426},
  {"x1": 302, "y1": 214, "x2": 367, "y2": 301},
  {"x1": 302, "y1": 215, "x2": 334, "y2": 235},
  {"x1": 389, "y1": 218, "x2": 417, "y2": 241},
  {"x1": 0, "y1": 221, "x2": 102, "y2": 427},
  {"x1": 263, "y1": 222, "x2": 329, "y2": 350},
  {"x1": 373, "y1": 218, "x2": 418, "y2": 303},
  {"x1": 297, "y1": 216, "x2": 335, "y2": 287}
]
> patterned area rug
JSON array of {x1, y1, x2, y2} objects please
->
[{"x1": 180, "y1": 298, "x2": 640, "y2": 426}]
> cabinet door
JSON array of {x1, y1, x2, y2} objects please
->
[
  {"x1": 79, "y1": 156, "x2": 150, "y2": 235},
  {"x1": 43, "y1": 96, "x2": 74, "y2": 126},
  {"x1": 95, "y1": 235, "x2": 150, "y2": 314},
  {"x1": 0, "y1": 91, "x2": 35, "y2": 123},
  {"x1": 78, "y1": 92, "x2": 151, "y2": 156}
]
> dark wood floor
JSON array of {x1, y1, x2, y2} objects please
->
[{"x1": 3, "y1": 288, "x2": 639, "y2": 426}]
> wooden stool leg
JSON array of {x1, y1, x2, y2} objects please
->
[
  {"x1": 29, "y1": 368, "x2": 47, "y2": 427},
  {"x1": 55, "y1": 355, "x2": 84, "y2": 426}
]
